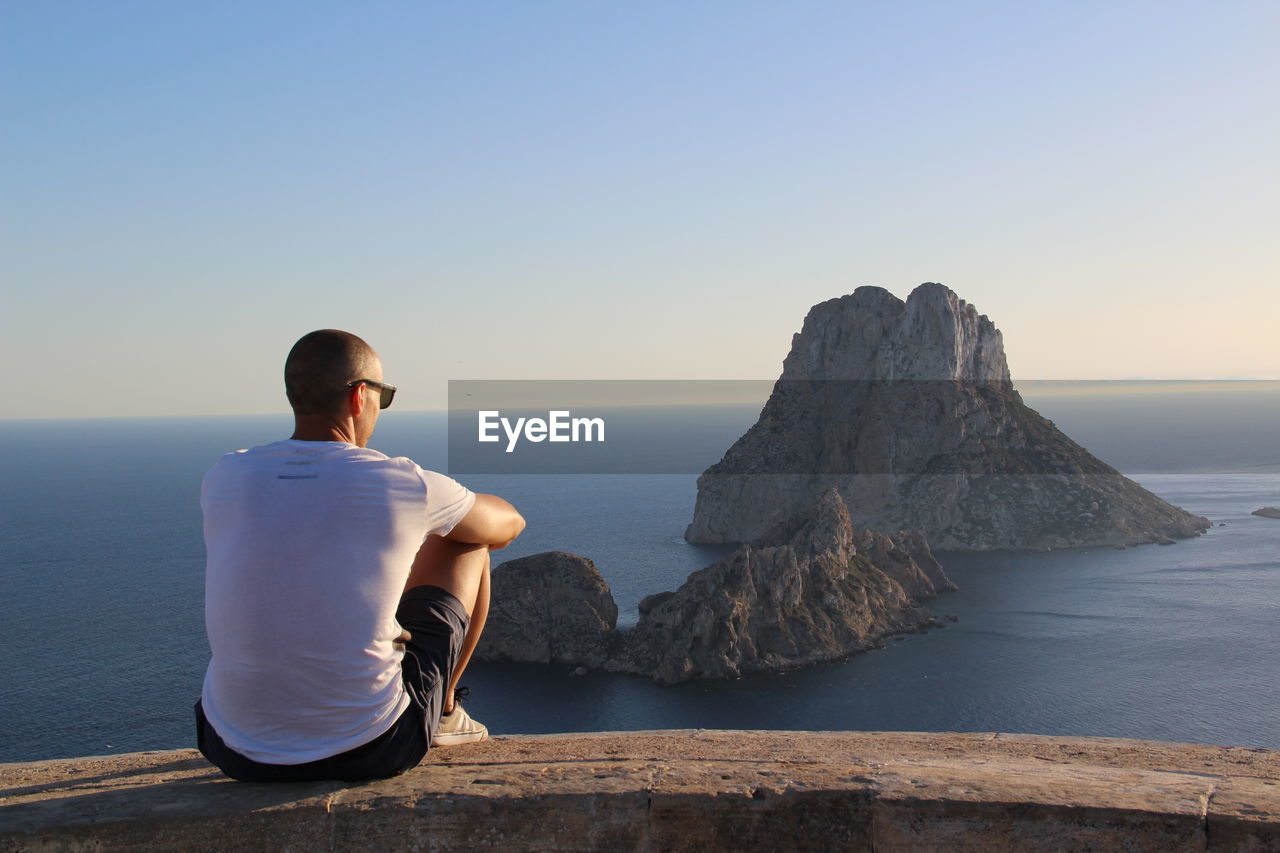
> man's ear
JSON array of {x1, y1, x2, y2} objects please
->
[{"x1": 348, "y1": 383, "x2": 367, "y2": 417}]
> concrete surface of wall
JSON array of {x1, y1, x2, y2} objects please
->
[{"x1": 2, "y1": 730, "x2": 1278, "y2": 851}]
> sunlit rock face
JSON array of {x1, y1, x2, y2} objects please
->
[
  {"x1": 685, "y1": 282, "x2": 1210, "y2": 550},
  {"x1": 623, "y1": 488, "x2": 955, "y2": 685}
]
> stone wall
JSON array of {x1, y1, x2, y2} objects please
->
[{"x1": 2, "y1": 730, "x2": 1278, "y2": 851}]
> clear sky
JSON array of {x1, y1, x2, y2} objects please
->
[{"x1": 2, "y1": 0, "x2": 1276, "y2": 419}]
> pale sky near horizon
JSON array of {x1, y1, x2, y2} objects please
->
[{"x1": 2, "y1": 1, "x2": 1277, "y2": 419}]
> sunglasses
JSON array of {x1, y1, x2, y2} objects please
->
[{"x1": 347, "y1": 379, "x2": 397, "y2": 410}]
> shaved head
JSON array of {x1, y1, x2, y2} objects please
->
[{"x1": 284, "y1": 330, "x2": 379, "y2": 416}]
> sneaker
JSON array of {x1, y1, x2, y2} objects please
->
[{"x1": 432, "y1": 690, "x2": 488, "y2": 746}]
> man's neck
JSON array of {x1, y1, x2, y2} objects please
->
[{"x1": 291, "y1": 415, "x2": 359, "y2": 445}]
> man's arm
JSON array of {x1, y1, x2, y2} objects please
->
[{"x1": 445, "y1": 493, "x2": 526, "y2": 550}]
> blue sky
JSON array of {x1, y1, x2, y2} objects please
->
[{"x1": 2, "y1": 1, "x2": 1277, "y2": 418}]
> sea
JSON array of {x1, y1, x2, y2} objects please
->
[{"x1": 2, "y1": 385, "x2": 1278, "y2": 762}]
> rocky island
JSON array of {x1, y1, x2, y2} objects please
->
[
  {"x1": 685, "y1": 282, "x2": 1211, "y2": 550},
  {"x1": 1253, "y1": 507, "x2": 1280, "y2": 519},
  {"x1": 477, "y1": 489, "x2": 955, "y2": 684},
  {"x1": 479, "y1": 550, "x2": 622, "y2": 669},
  {"x1": 479, "y1": 283, "x2": 1211, "y2": 683}
]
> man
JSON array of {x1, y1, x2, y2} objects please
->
[{"x1": 195, "y1": 329, "x2": 525, "y2": 782}]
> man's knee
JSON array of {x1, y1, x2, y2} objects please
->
[{"x1": 406, "y1": 536, "x2": 489, "y2": 612}]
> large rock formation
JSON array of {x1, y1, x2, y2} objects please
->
[
  {"x1": 685, "y1": 282, "x2": 1211, "y2": 550},
  {"x1": 475, "y1": 551, "x2": 620, "y2": 669},
  {"x1": 478, "y1": 489, "x2": 955, "y2": 684}
]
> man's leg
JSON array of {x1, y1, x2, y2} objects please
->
[
  {"x1": 443, "y1": 554, "x2": 488, "y2": 712},
  {"x1": 403, "y1": 535, "x2": 491, "y2": 713}
]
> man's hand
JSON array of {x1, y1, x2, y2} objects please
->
[{"x1": 393, "y1": 628, "x2": 411, "y2": 650}]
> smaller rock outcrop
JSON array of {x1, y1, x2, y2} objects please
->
[
  {"x1": 478, "y1": 490, "x2": 956, "y2": 684},
  {"x1": 476, "y1": 551, "x2": 620, "y2": 668},
  {"x1": 1252, "y1": 507, "x2": 1280, "y2": 520},
  {"x1": 622, "y1": 488, "x2": 954, "y2": 684}
]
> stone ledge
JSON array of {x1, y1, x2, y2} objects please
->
[{"x1": 2, "y1": 730, "x2": 1278, "y2": 851}]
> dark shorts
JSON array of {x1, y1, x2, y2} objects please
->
[{"x1": 196, "y1": 585, "x2": 469, "y2": 783}]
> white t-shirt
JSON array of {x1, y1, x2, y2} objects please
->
[{"x1": 199, "y1": 439, "x2": 476, "y2": 764}]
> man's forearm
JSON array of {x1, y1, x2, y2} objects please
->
[{"x1": 447, "y1": 493, "x2": 526, "y2": 547}]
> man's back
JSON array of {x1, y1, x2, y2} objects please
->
[{"x1": 200, "y1": 438, "x2": 475, "y2": 764}]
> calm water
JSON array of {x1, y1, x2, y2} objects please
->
[{"x1": 1, "y1": 397, "x2": 1278, "y2": 761}]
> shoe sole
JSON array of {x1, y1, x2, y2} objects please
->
[{"x1": 432, "y1": 730, "x2": 489, "y2": 746}]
